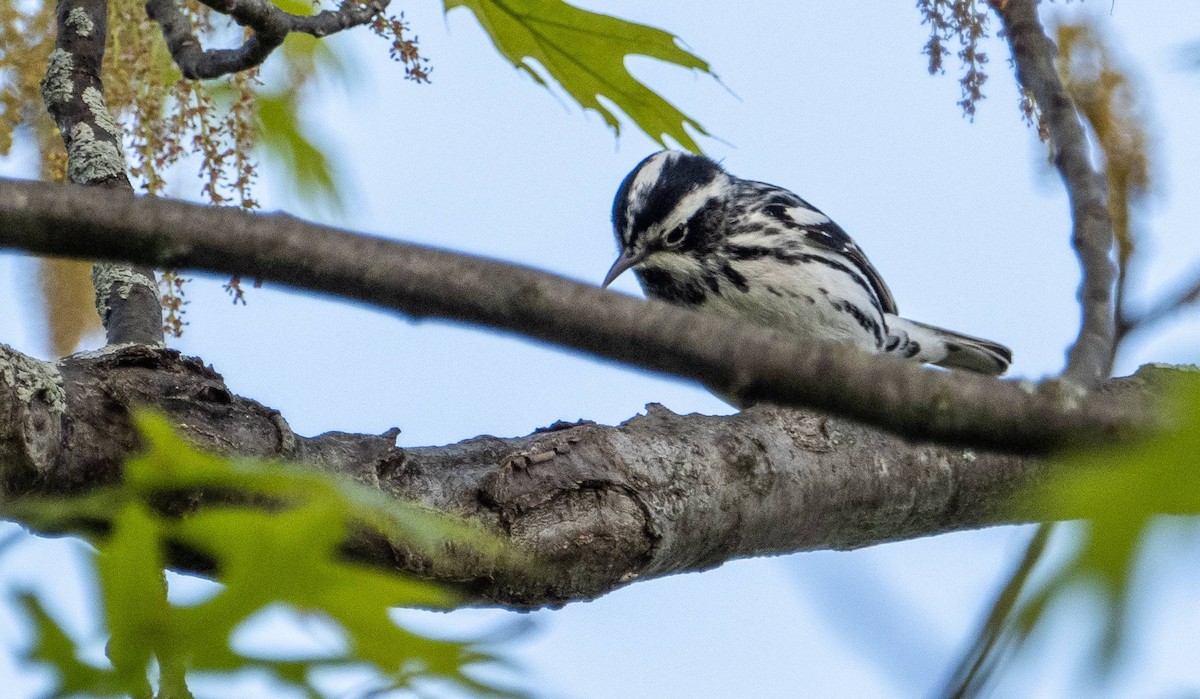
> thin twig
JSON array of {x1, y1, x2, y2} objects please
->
[
  {"x1": 939, "y1": 522, "x2": 1055, "y2": 699},
  {"x1": 1117, "y1": 265, "x2": 1200, "y2": 341}
]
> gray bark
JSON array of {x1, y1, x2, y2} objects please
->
[
  {"x1": 147, "y1": 0, "x2": 389, "y2": 79},
  {"x1": 42, "y1": 0, "x2": 164, "y2": 347},
  {"x1": 993, "y1": 0, "x2": 1118, "y2": 385},
  {"x1": 0, "y1": 342, "x2": 1164, "y2": 609}
]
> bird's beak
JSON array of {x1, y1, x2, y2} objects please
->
[{"x1": 602, "y1": 248, "x2": 647, "y2": 288}]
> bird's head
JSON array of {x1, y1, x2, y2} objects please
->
[{"x1": 604, "y1": 151, "x2": 733, "y2": 288}]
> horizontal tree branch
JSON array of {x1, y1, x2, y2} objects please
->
[
  {"x1": 0, "y1": 178, "x2": 1153, "y2": 452},
  {"x1": 0, "y1": 343, "x2": 1164, "y2": 608}
]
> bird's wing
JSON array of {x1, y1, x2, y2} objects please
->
[{"x1": 752, "y1": 183, "x2": 899, "y2": 315}]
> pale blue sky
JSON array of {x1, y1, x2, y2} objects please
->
[{"x1": 3, "y1": 2, "x2": 1200, "y2": 697}]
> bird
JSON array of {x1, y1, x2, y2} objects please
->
[{"x1": 603, "y1": 150, "x2": 1011, "y2": 376}]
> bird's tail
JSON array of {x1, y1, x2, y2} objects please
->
[{"x1": 884, "y1": 316, "x2": 1012, "y2": 375}]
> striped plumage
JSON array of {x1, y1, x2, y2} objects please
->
[{"x1": 604, "y1": 151, "x2": 1011, "y2": 375}]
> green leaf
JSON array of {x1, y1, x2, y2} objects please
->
[
  {"x1": 97, "y1": 504, "x2": 166, "y2": 696},
  {"x1": 125, "y1": 412, "x2": 511, "y2": 566},
  {"x1": 4, "y1": 411, "x2": 525, "y2": 697},
  {"x1": 954, "y1": 369, "x2": 1200, "y2": 693},
  {"x1": 14, "y1": 592, "x2": 123, "y2": 699},
  {"x1": 256, "y1": 89, "x2": 342, "y2": 211},
  {"x1": 271, "y1": 0, "x2": 316, "y2": 16},
  {"x1": 446, "y1": 0, "x2": 712, "y2": 150}
]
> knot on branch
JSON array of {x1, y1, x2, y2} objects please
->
[{"x1": 0, "y1": 345, "x2": 66, "y2": 491}]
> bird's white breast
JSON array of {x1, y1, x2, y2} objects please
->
[{"x1": 702, "y1": 253, "x2": 884, "y2": 351}]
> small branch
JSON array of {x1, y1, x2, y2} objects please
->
[
  {"x1": 992, "y1": 0, "x2": 1118, "y2": 386},
  {"x1": 42, "y1": 0, "x2": 163, "y2": 347},
  {"x1": 0, "y1": 179, "x2": 1154, "y2": 452},
  {"x1": 1116, "y1": 265, "x2": 1200, "y2": 342},
  {"x1": 146, "y1": 0, "x2": 388, "y2": 79}
]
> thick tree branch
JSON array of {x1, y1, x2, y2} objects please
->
[
  {"x1": 0, "y1": 179, "x2": 1153, "y2": 452},
  {"x1": 42, "y1": 0, "x2": 163, "y2": 346},
  {"x1": 146, "y1": 0, "x2": 388, "y2": 79},
  {"x1": 993, "y1": 0, "x2": 1117, "y2": 386},
  {"x1": 0, "y1": 343, "x2": 1165, "y2": 608}
]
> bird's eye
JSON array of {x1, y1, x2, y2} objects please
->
[{"x1": 663, "y1": 224, "x2": 688, "y2": 247}]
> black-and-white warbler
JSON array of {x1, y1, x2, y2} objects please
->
[{"x1": 604, "y1": 151, "x2": 1012, "y2": 375}]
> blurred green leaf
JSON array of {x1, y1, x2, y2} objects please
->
[
  {"x1": 282, "y1": 33, "x2": 351, "y2": 85},
  {"x1": 4, "y1": 411, "x2": 524, "y2": 698},
  {"x1": 98, "y1": 504, "x2": 165, "y2": 696},
  {"x1": 272, "y1": 0, "x2": 316, "y2": 16},
  {"x1": 200, "y1": 35, "x2": 349, "y2": 214},
  {"x1": 943, "y1": 369, "x2": 1200, "y2": 696},
  {"x1": 1015, "y1": 372, "x2": 1200, "y2": 672},
  {"x1": 15, "y1": 593, "x2": 126, "y2": 699},
  {"x1": 446, "y1": 0, "x2": 712, "y2": 150},
  {"x1": 256, "y1": 89, "x2": 342, "y2": 211}
]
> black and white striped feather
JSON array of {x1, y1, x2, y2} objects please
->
[{"x1": 605, "y1": 151, "x2": 1011, "y2": 375}]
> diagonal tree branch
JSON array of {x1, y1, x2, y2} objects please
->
[
  {"x1": 42, "y1": 0, "x2": 163, "y2": 347},
  {"x1": 992, "y1": 0, "x2": 1117, "y2": 387},
  {"x1": 0, "y1": 178, "x2": 1153, "y2": 452},
  {"x1": 0, "y1": 342, "x2": 1165, "y2": 608}
]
